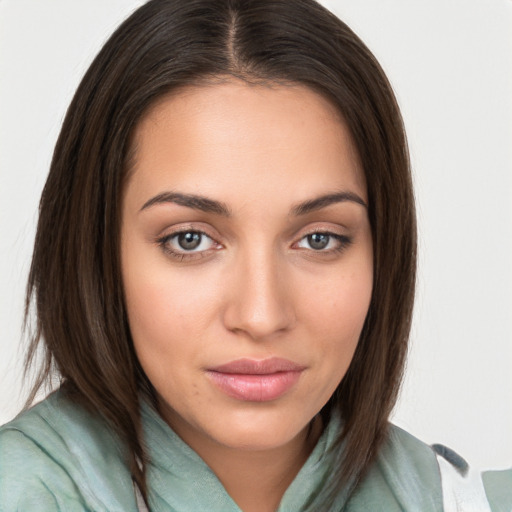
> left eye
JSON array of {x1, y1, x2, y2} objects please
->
[
  {"x1": 167, "y1": 231, "x2": 215, "y2": 252},
  {"x1": 296, "y1": 233, "x2": 342, "y2": 251}
]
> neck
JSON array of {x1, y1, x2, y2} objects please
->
[
  {"x1": 199, "y1": 418, "x2": 322, "y2": 512},
  {"x1": 158, "y1": 400, "x2": 324, "y2": 512}
]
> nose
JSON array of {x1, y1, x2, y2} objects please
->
[{"x1": 222, "y1": 248, "x2": 296, "y2": 341}]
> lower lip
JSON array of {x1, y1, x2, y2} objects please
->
[{"x1": 206, "y1": 370, "x2": 302, "y2": 402}]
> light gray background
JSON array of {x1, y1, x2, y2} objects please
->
[{"x1": 1, "y1": 0, "x2": 511, "y2": 470}]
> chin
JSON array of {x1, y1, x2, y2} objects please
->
[{"x1": 204, "y1": 406, "x2": 314, "y2": 451}]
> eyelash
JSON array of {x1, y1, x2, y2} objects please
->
[
  {"x1": 294, "y1": 230, "x2": 353, "y2": 255},
  {"x1": 156, "y1": 230, "x2": 220, "y2": 262},
  {"x1": 156, "y1": 229, "x2": 353, "y2": 261}
]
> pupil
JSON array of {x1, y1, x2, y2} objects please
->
[
  {"x1": 178, "y1": 232, "x2": 201, "y2": 250},
  {"x1": 308, "y1": 233, "x2": 329, "y2": 250}
]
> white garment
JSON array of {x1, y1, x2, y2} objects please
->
[{"x1": 435, "y1": 444, "x2": 492, "y2": 512}]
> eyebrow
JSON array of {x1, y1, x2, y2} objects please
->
[
  {"x1": 140, "y1": 190, "x2": 367, "y2": 216},
  {"x1": 291, "y1": 191, "x2": 367, "y2": 215},
  {"x1": 140, "y1": 192, "x2": 231, "y2": 216}
]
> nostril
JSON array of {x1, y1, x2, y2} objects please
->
[{"x1": 221, "y1": 272, "x2": 296, "y2": 340}]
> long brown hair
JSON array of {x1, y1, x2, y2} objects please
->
[{"x1": 25, "y1": 0, "x2": 416, "y2": 509}]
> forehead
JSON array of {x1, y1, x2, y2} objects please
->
[{"x1": 127, "y1": 81, "x2": 367, "y2": 208}]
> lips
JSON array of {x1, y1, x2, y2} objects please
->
[{"x1": 206, "y1": 357, "x2": 305, "y2": 402}]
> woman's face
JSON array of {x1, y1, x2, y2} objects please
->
[{"x1": 121, "y1": 81, "x2": 373, "y2": 454}]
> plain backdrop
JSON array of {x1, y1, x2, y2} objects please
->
[{"x1": 1, "y1": 0, "x2": 511, "y2": 471}]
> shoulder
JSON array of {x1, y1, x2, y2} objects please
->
[
  {"x1": 347, "y1": 424, "x2": 444, "y2": 511},
  {"x1": 482, "y1": 468, "x2": 512, "y2": 512},
  {"x1": 0, "y1": 390, "x2": 138, "y2": 512},
  {"x1": 349, "y1": 424, "x2": 512, "y2": 512}
]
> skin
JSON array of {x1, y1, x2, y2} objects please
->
[{"x1": 121, "y1": 81, "x2": 373, "y2": 512}]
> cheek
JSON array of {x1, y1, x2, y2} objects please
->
[
  {"x1": 121, "y1": 245, "x2": 224, "y2": 379},
  {"x1": 121, "y1": 239, "x2": 183, "y2": 369},
  {"x1": 302, "y1": 260, "x2": 372, "y2": 336},
  {"x1": 299, "y1": 258, "x2": 373, "y2": 387},
  {"x1": 124, "y1": 273, "x2": 204, "y2": 352},
  {"x1": 124, "y1": 278, "x2": 205, "y2": 407}
]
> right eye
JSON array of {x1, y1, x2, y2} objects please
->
[
  {"x1": 157, "y1": 230, "x2": 220, "y2": 259},
  {"x1": 173, "y1": 231, "x2": 213, "y2": 251}
]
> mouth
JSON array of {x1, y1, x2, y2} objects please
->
[{"x1": 206, "y1": 357, "x2": 306, "y2": 402}]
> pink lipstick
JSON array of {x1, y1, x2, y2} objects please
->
[{"x1": 206, "y1": 358, "x2": 305, "y2": 402}]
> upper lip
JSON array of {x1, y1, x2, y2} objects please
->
[{"x1": 208, "y1": 357, "x2": 306, "y2": 375}]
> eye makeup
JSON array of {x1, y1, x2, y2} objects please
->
[
  {"x1": 294, "y1": 230, "x2": 353, "y2": 254},
  {"x1": 154, "y1": 222, "x2": 354, "y2": 264},
  {"x1": 155, "y1": 227, "x2": 223, "y2": 262}
]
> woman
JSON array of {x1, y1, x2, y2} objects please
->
[{"x1": 0, "y1": 0, "x2": 510, "y2": 510}]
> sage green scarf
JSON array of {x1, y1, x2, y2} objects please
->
[{"x1": 0, "y1": 390, "x2": 510, "y2": 511}]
